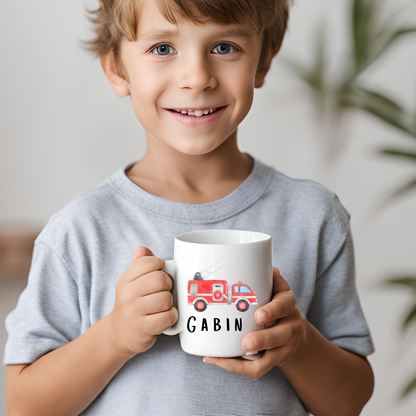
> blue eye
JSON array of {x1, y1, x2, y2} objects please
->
[
  {"x1": 149, "y1": 42, "x2": 239, "y2": 56},
  {"x1": 213, "y1": 43, "x2": 239, "y2": 55},
  {"x1": 151, "y1": 44, "x2": 174, "y2": 56}
]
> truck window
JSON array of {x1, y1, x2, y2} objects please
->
[
  {"x1": 234, "y1": 286, "x2": 239, "y2": 293},
  {"x1": 240, "y1": 286, "x2": 251, "y2": 293},
  {"x1": 190, "y1": 284, "x2": 198, "y2": 296}
]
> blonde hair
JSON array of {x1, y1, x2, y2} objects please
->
[{"x1": 79, "y1": 0, "x2": 291, "y2": 84}]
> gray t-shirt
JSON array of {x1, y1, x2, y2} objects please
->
[{"x1": 3, "y1": 153, "x2": 375, "y2": 416}]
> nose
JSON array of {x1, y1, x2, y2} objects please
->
[{"x1": 178, "y1": 53, "x2": 218, "y2": 92}]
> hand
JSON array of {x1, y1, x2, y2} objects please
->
[
  {"x1": 202, "y1": 267, "x2": 307, "y2": 380},
  {"x1": 109, "y1": 246, "x2": 179, "y2": 357}
]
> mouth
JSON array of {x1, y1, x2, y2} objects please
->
[
  {"x1": 165, "y1": 105, "x2": 228, "y2": 116},
  {"x1": 164, "y1": 105, "x2": 228, "y2": 127}
]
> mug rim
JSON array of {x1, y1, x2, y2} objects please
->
[{"x1": 175, "y1": 229, "x2": 271, "y2": 245}]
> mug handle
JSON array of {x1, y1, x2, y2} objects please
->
[{"x1": 162, "y1": 259, "x2": 184, "y2": 336}]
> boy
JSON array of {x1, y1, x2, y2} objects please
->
[{"x1": 4, "y1": 0, "x2": 375, "y2": 415}]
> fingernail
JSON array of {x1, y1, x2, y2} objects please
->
[
  {"x1": 257, "y1": 310, "x2": 268, "y2": 324},
  {"x1": 203, "y1": 357, "x2": 212, "y2": 363},
  {"x1": 243, "y1": 337, "x2": 254, "y2": 350}
]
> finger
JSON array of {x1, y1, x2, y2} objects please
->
[
  {"x1": 121, "y1": 255, "x2": 165, "y2": 284},
  {"x1": 132, "y1": 246, "x2": 155, "y2": 262},
  {"x1": 138, "y1": 290, "x2": 174, "y2": 315},
  {"x1": 272, "y1": 266, "x2": 291, "y2": 293},
  {"x1": 242, "y1": 314, "x2": 296, "y2": 351},
  {"x1": 255, "y1": 290, "x2": 296, "y2": 325},
  {"x1": 203, "y1": 349, "x2": 276, "y2": 380},
  {"x1": 253, "y1": 267, "x2": 295, "y2": 325},
  {"x1": 143, "y1": 307, "x2": 179, "y2": 335},
  {"x1": 130, "y1": 270, "x2": 173, "y2": 297}
]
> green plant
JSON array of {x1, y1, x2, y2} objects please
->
[{"x1": 284, "y1": 0, "x2": 416, "y2": 399}]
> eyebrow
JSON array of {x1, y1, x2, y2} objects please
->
[{"x1": 138, "y1": 28, "x2": 254, "y2": 42}]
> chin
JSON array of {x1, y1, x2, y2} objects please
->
[{"x1": 167, "y1": 141, "x2": 225, "y2": 157}]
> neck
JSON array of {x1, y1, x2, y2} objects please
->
[{"x1": 128, "y1": 129, "x2": 254, "y2": 196}]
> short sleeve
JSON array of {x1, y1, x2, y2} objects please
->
[
  {"x1": 306, "y1": 224, "x2": 375, "y2": 358},
  {"x1": 3, "y1": 241, "x2": 81, "y2": 365}
]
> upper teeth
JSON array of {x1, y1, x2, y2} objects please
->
[{"x1": 172, "y1": 108, "x2": 218, "y2": 116}]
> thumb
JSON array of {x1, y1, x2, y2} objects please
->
[{"x1": 132, "y1": 246, "x2": 155, "y2": 262}]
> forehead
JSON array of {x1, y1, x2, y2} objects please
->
[{"x1": 136, "y1": 0, "x2": 257, "y2": 40}]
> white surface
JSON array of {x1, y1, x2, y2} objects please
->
[
  {"x1": 162, "y1": 231, "x2": 273, "y2": 357},
  {"x1": 1, "y1": 0, "x2": 416, "y2": 415}
]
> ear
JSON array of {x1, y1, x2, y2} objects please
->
[
  {"x1": 100, "y1": 53, "x2": 131, "y2": 98},
  {"x1": 254, "y1": 48, "x2": 274, "y2": 88},
  {"x1": 254, "y1": 59, "x2": 272, "y2": 88}
]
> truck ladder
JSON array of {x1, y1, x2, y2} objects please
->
[{"x1": 193, "y1": 255, "x2": 234, "y2": 280}]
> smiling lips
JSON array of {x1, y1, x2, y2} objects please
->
[
  {"x1": 166, "y1": 105, "x2": 228, "y2": 127},
  {"x1": 167, "y1": 105, "x2": 227, "y2": 117},
  {"x1": 169, "y1": 108, "x2": 220, "y2": 116}
]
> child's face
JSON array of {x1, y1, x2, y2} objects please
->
[{"x1": 103, "y1": 0, "x2": 267, "y2": 157}]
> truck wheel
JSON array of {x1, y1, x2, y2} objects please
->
[
  {"x1": 194, "y1": 299, "x2": 207, "y2": 312},
  {"x1": 236, "y1": 299, "x2": 249, "y2": 312}
]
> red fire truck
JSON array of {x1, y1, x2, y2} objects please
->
[
  {"x1": 187, "y1": 256, "x2": 257, "y2": 312},
  {"x1": 188, "y1": 279, "x2": 258, "y2": 312}
]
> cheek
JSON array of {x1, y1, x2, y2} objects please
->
[
  {"x1": 129, "y1": 75, "x2": 166, "y2": 123},
  {"x1": 129, "y1": 66, "x2": 166, "y2": 103},
  {"x1": 223, "y1": 71, "x2": 254, "y2": 107},
  {"x1": 239, "y1": 85, "x2": 254, "y2": 111},
  {"x1": 231, "y1": 84, "x2": 255, "y2": 122}
]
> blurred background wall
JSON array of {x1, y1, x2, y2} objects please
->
[{"x1": 1, "y1": 0, "x2": 416, "y2": 415}]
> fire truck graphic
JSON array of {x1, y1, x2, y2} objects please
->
[{"x1": 188, "y1": 255, "x2": 258, "y2": 312}]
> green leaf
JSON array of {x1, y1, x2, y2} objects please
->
[
  {"x1": 347, "y1": 0, "x2": 416, "y2": 79},
  {"x1": 402, "y1": 303, "x2": 416, "y2": 332},
  {"x1": 378, "y1": 148, "x2": 416, "y2": 163},
  {"x1": 352, "y1": 0, "x2": 377, "y2": 75},
  {"x1": 401, "y1": 374, "x2": 416, "y2": 398},
  {"x1": 387, "y1": 176, "x2": 416, "y2": 201},
  {"x1": 281, "y1": 58, "x2": 316, "y2": 89},
  {"x1": 381, "y1": 277, "x2": 416, "y2": 290},
  {"x1": 370, "y1": 27, "x2": 416, "y2": 68},
  {"x1": 341, "y1": 87, "x2": 416, "y2": 137}
]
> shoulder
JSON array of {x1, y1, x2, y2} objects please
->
[
  {"x1": 35, "y1": 178, "x2": 118, "y2": 258},
  {"x1": 269, "y1": 168, "x2": 351, "y2": 233}
]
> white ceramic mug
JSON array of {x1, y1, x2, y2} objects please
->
[{"x1": 162, "y1": 229, "x2": 273, "y2": 360}]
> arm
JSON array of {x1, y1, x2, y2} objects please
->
[
  {"x1": 6, "y1": 246, "x2": 177, "y2": 416},
  {"x1": 203, "y1": 268, "x2": 374, "y2": 416},
  {"x1": 278, "y1": 316, "x2": 375, "y2": 416},
  {"x1": 202, "y1": 197, "x2": 374, "y2": 413},
  {"x1": 6, "y1": 314, "x2": 136, "y2": 416}
]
